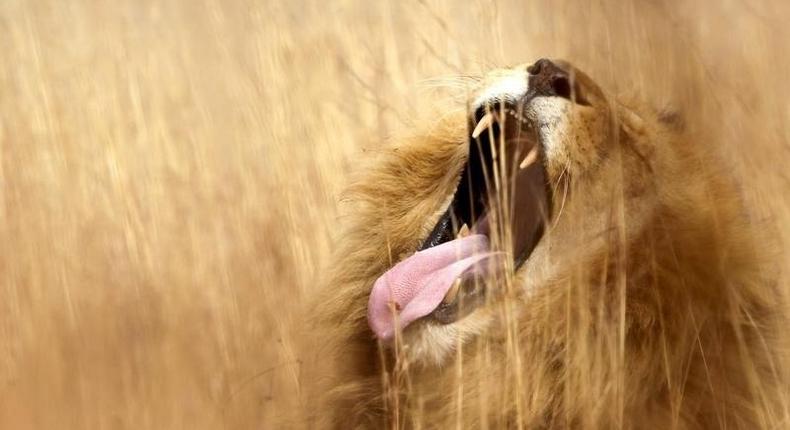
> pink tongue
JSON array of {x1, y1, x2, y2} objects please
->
[{"x1": 367, "y1": 234, "x2": 495, "y2": 340}]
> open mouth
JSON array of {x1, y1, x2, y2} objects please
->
[
  {"x1": 368, "y1": 59, "x2": 573, "y2": 340},
  {"x1": 426, "y1": 104, "x2": 552, "y2": 324}
]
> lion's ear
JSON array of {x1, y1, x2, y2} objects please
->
[{"x1": 657, "y1": 108, "x2": 685, "y2": 132}]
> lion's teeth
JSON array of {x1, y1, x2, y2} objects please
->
[
  {"x1": 472, "y1": 112, "x2": 495, "y2": 139},
  {"x1": 457, "y1": 223, "x2": 470, "y2": 238},
  {"x1": 442, "y1": 278, "x2": 462, "y2": 304},
  {"x1": 519, "y1": 147, "x2": 539, "y2": 170}
]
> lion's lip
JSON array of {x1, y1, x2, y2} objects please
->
[{"x1": 366, "y1": 101, "x2": 550, "y2": 339}]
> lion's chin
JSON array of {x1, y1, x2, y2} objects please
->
[{"x1": 396, "y1": 307, "x2": 496, "y2": 366}]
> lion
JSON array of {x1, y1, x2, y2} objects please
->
[{"x1": 310, "y1": 59, "x2": 787, "y2": 429}]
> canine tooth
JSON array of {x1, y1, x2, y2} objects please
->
[
  {"x1": 519, "y1": 147, "x2": 539, "y2": 170},
  {"x1": 472, "y1": 112, "x2": 495, "y2": 138},
  {"x1": 458, "y1": 223, "x2": 470, "y2": 238},
  {"x1": 443, "y1": 278, "x2": 462, "y2": 304}
]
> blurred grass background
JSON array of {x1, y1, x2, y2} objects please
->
[{"x1": 0, "y1": 0, "x2": 788, "y2": 428}]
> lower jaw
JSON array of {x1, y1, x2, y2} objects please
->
[
  {"x1": 430, "y1": 266, "x2": 496, "y2": 324},
  {"x1": 433, "y1": 255, "x2": 543, "y2": 327}
]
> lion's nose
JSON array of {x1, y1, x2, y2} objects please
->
[{"x1": 527, "y1": 58, "x2": 572, "y2": 100}]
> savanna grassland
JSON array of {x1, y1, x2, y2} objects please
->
[{"x1": 1, "y1": 0, "x2": 789, "y2": 428}]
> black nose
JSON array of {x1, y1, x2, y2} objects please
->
[{"x1": 527, "y1": 58, "x2": 572, "y2": 100}]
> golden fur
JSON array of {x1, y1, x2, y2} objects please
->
[{"x1": 312, "y1": 61, "x2": 787, "y2": 429}]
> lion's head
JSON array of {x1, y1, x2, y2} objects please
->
[
  {"x1": 316, "y1": 59, "x2": 782, "y2": 428},
  {"x1": 361, "y1": 59, "x2": 662, "y2": 365}
]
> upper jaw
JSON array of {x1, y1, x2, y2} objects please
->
[{"x1": 471, "y1": 71, "x2": 529, "y2": 111}]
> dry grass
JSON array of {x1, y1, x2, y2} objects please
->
[{"x1": 0, "y1": 0, "x2": 788, "y2": 428}]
